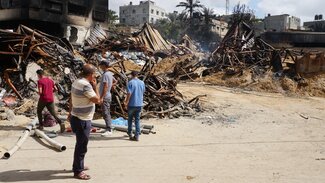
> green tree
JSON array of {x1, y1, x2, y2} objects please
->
[
  {"x1": 108, "y1": 10, "x2": 118, "y2": 24},
  {"x1": 197, "y1": 8, "x2": 221, "y2": 50},
  {"x1": 176, "y1": 0, "x2": 204, "y2": 20},
  {"x1": 154, "y1": 13, "x2": 185, "y2": 43},
  {"x1": 230, "y1": 3, "x2": 255, "y2": 26},
  {"x1": 201, "y1": 7, "x2": 215, "y2": 26}
]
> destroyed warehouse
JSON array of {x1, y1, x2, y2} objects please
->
[{"x1": 0, "y1": 0, "x2": 108, "y2": 44}]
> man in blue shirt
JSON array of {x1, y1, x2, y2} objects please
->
[{"x1": 124, "y1": 71, "x2": 145, "y2": 141}]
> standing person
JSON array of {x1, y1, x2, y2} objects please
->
[
  {"x1": 99, "y1": 60, "x2": 117, "y2": 137},
  {"x1": 36, "y1": 69, "x2": 65, "y2": 133},
  {"x1": 124, "y1": 71, "x2": 145, "y2": 141},
  {"x1": 69, "y1": 64, "x2": 101, "y2": 180}
]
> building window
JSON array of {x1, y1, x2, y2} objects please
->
[
  {"x1": 122, "y1": 18, "x2": 126, "y2": 23},
  {"x1": 151, "y1": 18, "x2": 154, "y2": 23},
  {"x1": 143, "y1": 17, "x2": 146, "y2": 22},
  {"x1": 132, "y1": 9, "x2": 136, "y2": 14},
  {"x1": 162, "y1": 12, "x2": 164, "y2": 17},
  {"x1": 123, "y1": 10, "x2": 126, "y2": 14},
  {"x1": 156, "y1": 11, "x2": 159, "y2": 15},
  {"x1": 151, "y1": 9, "x2": 154, "y2": 14},
  {"x1": 68, "y1": 3, "x2": 86, "y2": 16},
  {"x1": 143, "y1": 8, "x2": 146, "y2": 13}
]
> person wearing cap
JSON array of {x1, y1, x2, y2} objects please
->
[
  {"x1": 124, "y1": 71, "x2": 145, "y2": 141},
  {"x1": 36, "y1": 69, "x2": 65, "y2": 133},
  {"x1": 99, "y1": 60, "x2": 117, "y2": 137},
  {"x1": 69, "y1": 64, "x2": 101, "y2": 180}
]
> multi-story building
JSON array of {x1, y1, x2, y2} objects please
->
[
  {"x1": 264, "y1": 14, "x2": 301, "y2": 32},
  {"x1": 211, "y1": 19, "x2": 228, "y2": 38},
  {"x1": 0, "y1": 0, "x2": 108, "y2": 44},
  {"x1": 304, "y1": 14, "x2": 325, "y2": 31},
  {"x1": 119, "y1": 1, "x2": 166, "y2": 26}
]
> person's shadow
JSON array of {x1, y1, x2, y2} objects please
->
[{"x1": 0, "y1": 169, "x2": 72, "y2": 182}]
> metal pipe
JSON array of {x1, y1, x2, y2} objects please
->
[
  {"x1": 34, "y1": 129, "x2": 66, "y2": 151},
  {"x1": 4, "y1": 119, "x2": 37, "y2": 159}
]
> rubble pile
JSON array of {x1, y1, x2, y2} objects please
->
[
  {"x1": 209, "y1": 21, "x2": 279, "y2": 75},
  {"x1": 0, "y1": 24, "x2": 204, "y2": 119},
  {"x1": 109, "y1": 59, "x2": 204, "y2": 119},
  {"x1": 0, "y1": 25, "x2": 84, "y2": 114}
]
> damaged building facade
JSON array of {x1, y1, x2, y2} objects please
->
[
  {"x1": 0, "y1": 0, "x2": 108, "y2": 44},
  {"x1": 119, "y1": 1, "x2": 166, "y2": 26}
]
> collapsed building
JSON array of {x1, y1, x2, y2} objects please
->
[
  {"x1": 0, "y1": 23, "x2": 203, "y2": 120},
  {"x1": 0, "y1": 0, "x2": 108, "y2": 44}
]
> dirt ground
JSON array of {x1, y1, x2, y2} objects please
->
[
  {"x1": 202, "y1": 70, "x2": 325, "y2": 98},
  {"x1": 0, "y1": 82, "x2": 325, "y2": 183}
]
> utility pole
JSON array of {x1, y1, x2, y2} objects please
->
[{"x1": 226, "y1": 0, "x2": 229, "y2": 15}]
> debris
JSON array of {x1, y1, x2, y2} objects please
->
[
  {"x1": 3, "y1": 119, "x2": 37, "y2": 159},
  {"x1": 34, "y1": 129, "x2": 66, "y2": 151},
  {"x1": 299, "y1": 113, "x2": 309, "y2": 120}
]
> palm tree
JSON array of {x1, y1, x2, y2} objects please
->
[
  {"x1": 202, "y1": 7, "x2": 215, "y2": 26},
  {"x1": 176, "y1": 0, "x2": 204, "y2": 20},
  {"x1": 108, "y1": 10, "x2": 118, "y2": 24}
]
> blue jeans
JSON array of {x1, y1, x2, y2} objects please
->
[
  {"x1": 127, "y1": 106, "x2": 142, "y2": 137},
  {"x1": 70, "y1": 116, "x2": 91, "y2": 175}
]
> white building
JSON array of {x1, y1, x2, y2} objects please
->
[
  {"x1": 303, "y1": 14, "x2": 325, "y2": 31},
  {"x1": 211, "y1": 19, "x2": 228, "y2": 38},
  {"x1": 264, "y1": 14, "x2": 301, "y2": 32},
  {"x1": 119, "y1": 1, "x2": 166, "y2": 26}
]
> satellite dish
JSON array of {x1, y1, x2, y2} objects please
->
[{"x1": 0, "y1": 0, "x2": 10, "y2": 9}]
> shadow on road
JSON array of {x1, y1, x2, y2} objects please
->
[{"x1": 0, "y1": 169, "x2": 72, "y2": 182}]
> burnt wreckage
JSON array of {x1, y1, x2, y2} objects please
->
[{"x1": 0, "y1": 0, "x2": 108, "y2": 44}]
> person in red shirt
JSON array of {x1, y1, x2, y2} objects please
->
[{"x1": 36, "y1": 69, "x2": 65, "y2": 133}]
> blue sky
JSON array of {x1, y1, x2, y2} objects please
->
[{"x1": 110, "y1": 0, "x2": 324, "y2": 23}]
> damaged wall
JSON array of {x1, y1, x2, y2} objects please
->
[{"x1": 0, "y1": 0, "x2": 108, "y2": 44}]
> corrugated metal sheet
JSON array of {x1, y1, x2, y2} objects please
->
[
  {"x1": 131, "y1": 23, "x2": 172, "y2": 52},
  {"x1": 85, "y1": 24, "x2": 107, "y2": 46}
]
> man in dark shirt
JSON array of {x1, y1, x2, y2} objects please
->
[{"x1": 36, "y1": 69, "x2": 65, "y2": 133}]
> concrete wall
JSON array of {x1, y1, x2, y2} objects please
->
[
  {"x1": 261, "y1": 31, "x2": 325, "y2": 47},
  {"x1": 264, "y1": 14, "x2": 301, "y2": 32},
  {"x1": 119, "y1": 1, "x2": 166, "y2": 26},
  {"x1": 304, "y1": 20, "x2": 325, "y2": 31},
  {"x1": 0, "y1": 0, "x2": 108, "y2": 44},
  {"x1": 211, "y1": 20, "x2": 228, "y2": 38}
]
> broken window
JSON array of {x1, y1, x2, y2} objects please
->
[
  {"x1": 93, "y1": 9, "x2": 106, "y2": 22},
  {"x1": 68, "y1": 3, "x2": 88, "y2": 16},
  {"x1": 29, "y1": 0, "x2": 41, "y2": 9},
  {"x1": 46, "y1": 1, "x2": 63, "y2": 14},
  {"x1": 69, "y1": 26, "x2": 78, "y2": 43},
  {"x1": 0, "y1": 0, "x2": 21, "y2": 8},
  {"x1": 132, "y1": 9, "x2": 136, "y2": 14}
]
